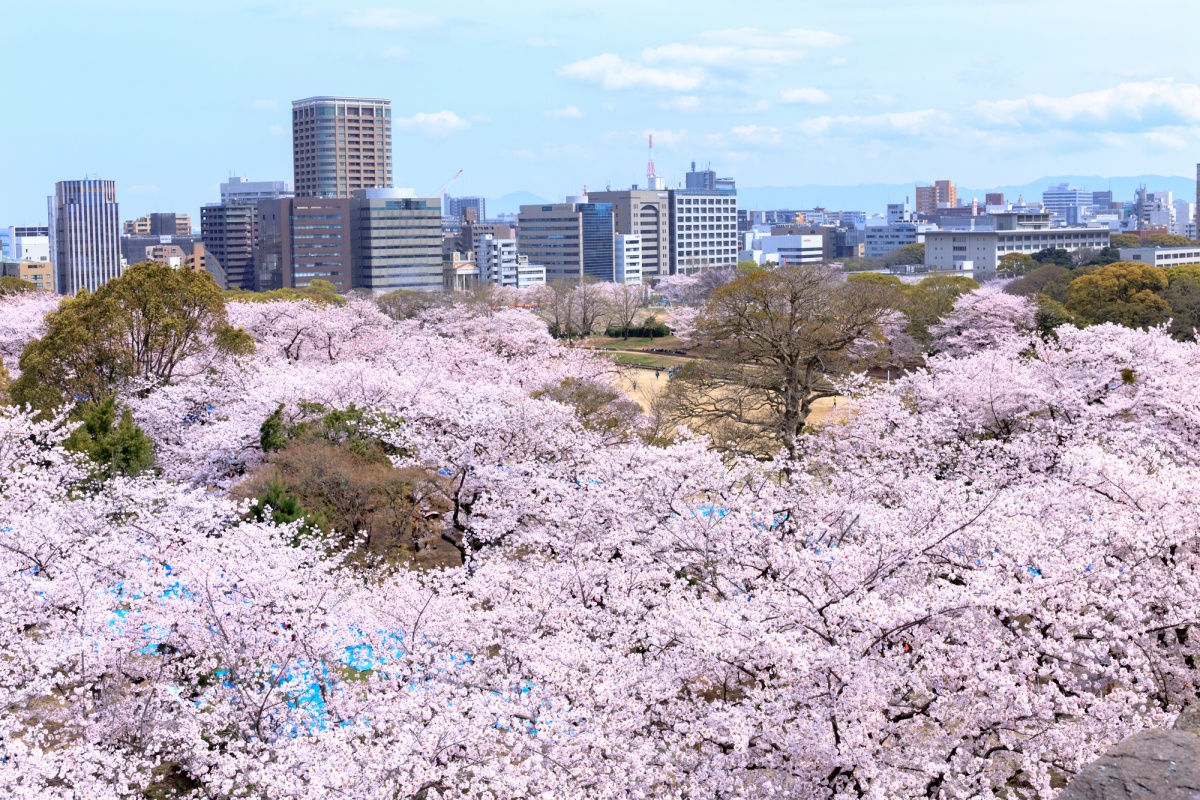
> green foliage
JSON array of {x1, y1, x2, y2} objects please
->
[
  {"x1": 1110, "y1": 232, "x2": 1196, "y2": 249},
  {"x1": 376, "y1": 289, "x2": 449, "y2": 320},
  {"x1": 0, "y1": 276, "x2": 39, "y2": 295},
  {"x1": 258, "y1": 402, "x2": 407, "y2": 463},
  {"x1": 997, "y1": 253, "x2": 1037, "y2": 278},
  {"x1": 532, "y1": 377, "x2": 643, "y2": 441},
  {"x1": 1005, "y1": 264, "x2": 1069, "y2": 297},
  {"x1": 0, "y1": 358, "x2": 10, "y2": 405},
  {"x1": 602, "y1": 322, "x2": 670, "y2": 338},
  {"x1": 64, "y1": 396, "x2": 156, "y2": 479},
  {"x1": 224, "y1": 279, "x2": 345, "y2": 306},
  {"x1": 883, "y1": 242, "x2": 925, "y2": 266},
  {"x1": 1162, "y1": 269, "x2": 1200, "y2": 340},
  {"x1": 12, "y1": 262, "x2": 239, "y2": 414},
  {"x1": 246, "y1": 477, "x2": 328, "y2": 543},
  {"x1": 1088, "y1": 247, "x2": 1122, "y2": 266},
  {"x1": 1032, "y1": 248, "x2": 1072, "y2": 267},
  {"x1": 1064, "y1": 262, "x2": 1170, "y2": 329},
  {"x1": 846, "y1": 272, "x2": 903, "y2": 287},
  {"x1": 736, "y1": 259, "x2": 764, "y2": 276}
]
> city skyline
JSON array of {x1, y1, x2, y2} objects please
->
[{"x1": 5, "y1": 0, "x2": 1200, "y2": 225}]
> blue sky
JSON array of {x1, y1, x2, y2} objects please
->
[{"x1": 5, "y1": 0, "x2": 1200, "y2": 223}]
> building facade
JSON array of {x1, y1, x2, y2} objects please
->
[
  {"x1": 254, "y1": 197, "x2": 353, "y2": 292},
  {"x1": 668, "y1": 188, "x2": 738, "y2": 275},
  {"x1": 915, "y1": 180, "x2": 957, "y2": 214},
  {"x1": 201, "y1": 203, "x2": 257, "y2": 290},
  {"x1": 292, "y1": 96, "x2": 393, "y2": 199},
  {"x1": 517, "y1": 198, "x2": 615, "y2": 282},
  {"x1": 221, "y1": 176, "x2": 293, "y2": 204},
  {"x1": 50, "y1": 179, "x2": 122, "y2": 294},
  {"x1": 925, "y1": 214, "x2": 1110, "y2": 270},
  {"x1": 615, "y1": 234, "x2": 642, "y2": 285},
  {"x1": 445, "y1": 196, "x2": 486, "y2": 224},
  {"x1": 5, "y1": 226, "x2": 50, "y2": 262},
  {"x1": 124, "y1": 213, "x2": 192, "y2": 236},
  {"x1": 1042, "y1": 183, "x2": 1093, "y2": 220},
  {"x1": 589, "y1": 189, "x2": 670, "y2": 281},
  {"x1": 864, "y1": 223, "x2": 933, "y2": 259},
  {"x1": 1120, "y1": 246, "x2": 1200, "y2": 267},
  {"x1": 350, "y1": 191, "x2": 442, "y2": 292},
  {"x1": 1, "y1": 258, "x2": 55, "y2": 291}
]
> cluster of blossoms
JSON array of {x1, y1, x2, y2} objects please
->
[{"x1": 1, "y1": 288, "x2": 1199, "y2": 798}]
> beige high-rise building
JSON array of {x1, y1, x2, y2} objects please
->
[
  {"x1": 588, "y1": 189, "x2": 670, "y2": 280},
  {"x1": 915, "y1": 180, "x2": 957, "y2": 214},
  {"x1": 292, "y1": 96, "x2": 393, "y2": 198}
]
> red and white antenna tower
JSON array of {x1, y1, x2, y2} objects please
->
[{"x1": 646, "y1": 134, "x2": 658, "y2": 190}]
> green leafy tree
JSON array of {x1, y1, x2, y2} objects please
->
[
  {"x1": 64, "y1": 396, "x2": 156, "y2": 479},
  {"x1": 0, "y1": 357, "x2": 10, "y2": 405},
  {"x1": 883, "y1": 242, "x2": 925, "y2": 266},
  {"x1": 1065, "y1": 262, "x2": 1171, "y2": 329},
  {"x1": 12, "y1": 262, "x2": 249, "y2": 413},
  {"x1": 1163, "y1": 265, "x2": 1200, "y2": 340},
  {"x1": 1005, "y1": 264, "x2": 1070, "y2": 297},
  {"x1": 846, "y1": 272, "x2": 903, "y2": 288},
  {"x1": 902, "y1": 274, "x2": 979, "y2": 347},
  {"x1": 997, "y1": 253, "x2": 1037, "y2": 278},
  {"x1": 0, "y1": 276, "x2": 38, "y2": 295},
  {"x1": 1108, "y1": 233, "x2": 1141, "y2": 249},
  {"x1": 224, "y1": 279, "x2": 346, "y2": 306},
  {"x1": 736, "y1": 259, "x2": 763, "y2": 276},
  {"x1": 1032, "y1": 248, "x2": 1072, "y2": 267},
  {"x1": 1088, "y1": 247, "x2": 1122, "y2": 266},
  {"x1": 1035, "y1": 296, "x2": 1076, "y2": 337}
]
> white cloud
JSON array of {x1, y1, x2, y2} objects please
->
[
  {"x1": 559, "y1": 54, "x2": 705, "y2": 91},
  {"x1": 393, "y1": 111, "x2": 470, "y2": 135},
  {"x1": 797, "y1": 109, "x2": 948, "y2": 137},
  {"x1": 343, "y1": 8, "x2": 439, "y2": 29},
  {"x1": 249, "y1": 99, "x2": 278, "y2": 111},
  {"x1": 731, "y1": 125, "x2": 783, "y2": 145},
  {"x1": 545, "y1": 105, "x2": 583, "y2": 119},
  {"x1": 973, "y1": 79, "x2": 1200, "y2": 131},
  {"x1": 779, "y1": 87, "x2": 829, "y2": 104},
  {"x1": 525, "y1": 37, "x2": 559, "y2": 48},
  {"x1": 643, "y1": 43, "x2": 798, "y2": 67},
  {"x1": 645, "y1": 128, "x2": 686, "y2": 148},
  {"x1": 659, "y1": 95, "x2": 701, "y2": 112}
]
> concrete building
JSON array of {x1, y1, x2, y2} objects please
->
[
  {"x1": 292, "y1": 96, "x2": 393, "y2": 199},
  {"x1": 254, "y1": 197, "x2": 353, "y2": 292},
  {"x1": 685, "y1": 162, "x2": 736, "y2": 192},
  {"x1": 615, "y1": 234, "x2": 642, "y2": 285},
  {"x1": 588, "y1": 189, "x2": 670, "y2": 281},
  {"x1": 1120, "y1": 246, "x2": 1200, "y2": 267},
  {"x1": 1172, "y1": 200, "x2": 1195, "y2": 237},
  {"x1": 887, "y1": 201, "x2": 914, "y2": 224},
  {"x1": 915, "y1": 180, "x2": 956, "y2": 214},
  {"x1": 1, "y1": 258, "x2": 55, "y2": 291},
  {"x1": 925, "y1": 213, "x2": 1111, "y2": 270},
  {"x1": 445, "y1": 196, "x2": 486, "y2": 224},
  {"x1": 5, "y1": 226, "x2": 50, "y2": 262},
  {"x1": 760, "y1": 234, "x2": 825, "y2": 266},
  {"x1": 476, "y1": 234, "x2": 518, "y2": 286},
  {"x1": 50, "y1": 179, "x2": 122, "y2": 294},
  {"x1": 443, "y1": 252, "x2": 479, "y2": 292},
  {"x1": 985, "y1": 193, "x2": 1005, "y2": 207},
  {"x1": 182, "y1": 242, "x2": 226, "y2": 286},
  {"x1": 201, "y1": 203, "x2": 256, "y2": 290},
  {"x1": 121, "y1": 233, "x2": 202, "y2": 267},
  {"x1": 350, "y1": 190, "x2": 442, "y2": 292},
  {"x1": 221, "y1": 176, "x2": 293, "y2": 204},
  {"x1": 1042, "y1": 184, "x2": 1092, "y2": 221},
  {"x1": 203, "y1": 178, "x2": 293, "y2": 290},
  {"x1": 513, "y1": 255, "x2": 547, "y2": 289},
  {"x1": 517, "y1": 198, "x2": 615, "y2": 282},
  {"x1": 124, "y1": 213, "x2": 192, "y2": 236},
  {"x1": 668, "y1": 187, "x2": 738, "y2": 275},
  {"x1": 864, "y1": 223, "x2": 934, "y2": 259}
]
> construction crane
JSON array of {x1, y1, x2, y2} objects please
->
[{"x1": 432, "y1": 169, "x2": 463, "y2": 201}]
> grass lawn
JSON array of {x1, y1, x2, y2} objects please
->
[{"x1": 590, "y1": 336, "x2": 688, "y2": 351}]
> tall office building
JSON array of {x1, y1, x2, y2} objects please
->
[
  {"x1": 1042, "y1": 183, "x2": 1093, "y2": 220},
  {"x1": 254, "y1": 198, "x2": 353, "y2": 292},
  {"x1": 445, "y1": 196, "x2": 486, "y2": 224},
  {"x1": 915, "y1": 180, "x2": 957, "y2": 214},
  {"x1": 517, "y1": 197, "x2": 615, "y2": 282},
  {"x1": 588, "y1": 189, "x2": 670, "y2": 281},
  {"x1": 50, "y1": 179, "x2": 122, "y2": 294},
  {"x1": 668, "y1": 185, "x2": 738, "y2": 275},
  {"x1": 202, "y1": 177, "x2": 292, "y2": 290},
  {"x1": 350, "y1": 190, "x2": 443, "y2": 292},
  {"x1": 292, "y1": 96, "x2": 393, "y2": 198}
]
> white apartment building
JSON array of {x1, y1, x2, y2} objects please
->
[
  {"x1": 1120, "y1": 246, "x2": 1200, "y2": 267},
  {"x1": 616, "y1": 234, "x2": 643, "y2": 285},
  {"x1": 925, "y1": 213, "x2": 1110, "y2": 270},
  {"x1": 513, "y1": 255, "x2": 546, "y2": 289},
  {"x1": 668, "y1": 190, "x2": 738, "y2": 275}
]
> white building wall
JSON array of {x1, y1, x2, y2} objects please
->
[{"x1": 615, "y1": 233, "x2": 643, "y2": 285}]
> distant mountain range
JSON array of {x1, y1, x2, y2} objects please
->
[{"x1": 487, "y1": 175, "x2": 1196, "y2": 216}]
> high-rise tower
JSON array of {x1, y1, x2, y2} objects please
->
[
  {"x1": 50, "y1": 179, "x2": 121, "y2": 294},
  {"x1": 292, "y1": 96, "x2": 393, "y2": 198}
]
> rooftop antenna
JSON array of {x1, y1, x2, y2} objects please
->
[{"x1": 646, "y1": 134, "x2": 658, "y2": 191}]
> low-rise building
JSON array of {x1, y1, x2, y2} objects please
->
[
  {"x1": 864, "y1": 223, "x2": 935, "y2": 259},
  {"x1": 615, "y1": 234, "x2": 642, "y2": 285},
  {"x1": 760, "y1": 234, "x2": 825, "y2": 266},
  {"x1": 1, "y1": 258, "x2": 55, "y2": 291},
  {"x1": 925, "y1": 213, "x2": 1110, "y2": 270},
  {"x1": 1120, "y1": 246, "x2": 1200, "y2": 267},
  {"x1": 443, "y1": 252, "x2": 479, "y2": 292}
]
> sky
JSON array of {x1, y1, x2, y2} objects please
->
[{"x1": 5, "y1": 0, "x2": 1200, "y2": 224}]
